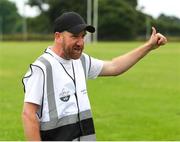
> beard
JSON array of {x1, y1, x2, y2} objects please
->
[{"x1": 62, "y1": 40, "x2": 84, "y2": 60}]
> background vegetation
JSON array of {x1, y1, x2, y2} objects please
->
[{"x1": 0, "y1": 0, "x2": 180, "y2": 41}]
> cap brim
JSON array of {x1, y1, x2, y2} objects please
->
[{"x1": 68, "y1": 24, "x2": 95, "y2": 34}]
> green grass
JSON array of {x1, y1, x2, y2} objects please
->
[{"x1": 0, "y1": 41, "x2": 179, "y2": 140}]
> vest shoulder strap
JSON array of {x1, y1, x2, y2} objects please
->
[{"x1": 80, "y1": 54, "x2": 87, "y2": 78}]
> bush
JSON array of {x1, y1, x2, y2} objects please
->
[{"x1": 1, "y1": 34, "x2": 53, "y2": 41}]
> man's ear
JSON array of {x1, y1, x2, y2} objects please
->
[{"x1": 54, "y1": 32, "x2": 62, "y2": 43}]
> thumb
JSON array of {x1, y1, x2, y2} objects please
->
[{"x1": 151, "y1": 26, "x2": 156, "y2": 36}]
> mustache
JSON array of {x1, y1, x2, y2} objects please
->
[{"x1": 73, "y1": 46, "x2": 84, "y2": 50}]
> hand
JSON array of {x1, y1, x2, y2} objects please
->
[{"x1": 147, "y1": 27, "x2": 167, "y2": 50}]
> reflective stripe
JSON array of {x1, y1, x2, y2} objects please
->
[
  {"x1": 38, "y1": 56, "x2": 58, "y2": 121},
  {"x1": 80, "y1": 134, "x2": 96, "y2": 141},
  {"x1": 80, "y1": 54, "x2": 86, "y2": 77},
  {"x1": 73, "y1": 134, "x2": 96, "y2": 141},
  {"x1": 40, "y1": 109, "x2": 92, "y2": 130}
]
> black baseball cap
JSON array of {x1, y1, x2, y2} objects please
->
[{"x1": 54, "y1": 12, "x2": 95, "y2": 34}]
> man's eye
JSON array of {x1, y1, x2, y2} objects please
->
[{"x1": 72, "y1": 35, "x2": 78, "y2": 38}]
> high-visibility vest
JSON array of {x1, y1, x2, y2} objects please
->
[{"x1": 23, "y1": 51, "x2": 96, "y2": 141}]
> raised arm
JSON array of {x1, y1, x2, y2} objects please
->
[
  {"x1": 99, "y1": 27, "x2": 167, "y2": 76},
  {"x1": 22, "y1": 102, "x2": 41, "y2": 141}
]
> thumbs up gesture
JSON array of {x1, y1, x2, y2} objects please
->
[{"x1": 148, "y1": 27, "x2": 167, "y2": 50}]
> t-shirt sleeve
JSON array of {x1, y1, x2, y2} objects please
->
[
  {"x1": 88, "y1": 56, "x2": 104, "y2": 79},
  {"x1": 22, "y1": 64, "x2": 44, "y2": 105}
]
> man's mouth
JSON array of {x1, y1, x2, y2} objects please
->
[{"x1": 73, "y1": 47, "x2": 82, "y2": 53}]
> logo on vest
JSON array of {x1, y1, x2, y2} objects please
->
[{"x1": 59, "y1": 88, "x2": 70, "y2": 102}]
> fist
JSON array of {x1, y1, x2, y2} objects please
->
[{"x1": 148, "y1": 27, "x2": 167, "y2": 49}]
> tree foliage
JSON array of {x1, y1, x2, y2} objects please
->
[
  {"x1": 154, "y1": 14, "x2": 180, "y2": 36},
  {"x1": 98, "y1": 0, "x2": 138, "y2": 40},
  {"x1": 0, "y1": 0, "x2": 22, "y2": 34},
  {"x1": 125, "y1": 0, "x2": 137, "y2": 8},
  {"x1": 2, "y1": 0, "x2": 180, "y2": 40},
  {"x1": 27, "y1": 0, "x2": 140, "y2": 40},
  {"x1": 27, "y1": 0, "x2": 87, "y2": 33}
]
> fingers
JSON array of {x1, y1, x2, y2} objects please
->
[
  {"x1": 151, "y1": 26, "x2": 157, "y2": 36},
  {"x1": 158, "y1": 38, "x2": 164, "y2": 45},
  {"x1": 156, "y1": 33, "x2": 167, "y2": 45},
  {"x1": 158, "y1": 38, "x2": 167, "y2": 45}
]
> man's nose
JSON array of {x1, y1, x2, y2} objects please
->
[{"x1": 76, "y1": 37, "x2": 84, "y2": 46}]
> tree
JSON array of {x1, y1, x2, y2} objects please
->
[
  {"x1": 26, "y1": 0, "x2": 180, "y2": 40},
  {"x1": 27, "y1": 0, "x2": 87, "y2": 33},
  {"x1": 152, "y1": 14, "x2": 180, "y2": 36},
  {"x1": 27, "y1": 0, "x2": 139, "y2": 40},
  {"x1": 125, "y1": 0, "x2": 138, "y2": 8},
  {"x1": 98, "y1": 0, "x2": 138, "y2": 40},
  {"x1": 0, "y1": 0, "x2": 21, "y2": 34}
]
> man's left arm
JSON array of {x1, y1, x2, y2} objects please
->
[{"x1": 99, "y1": 27, "x2": 167, "y2": 76}]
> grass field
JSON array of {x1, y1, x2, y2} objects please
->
[{"x1": 0, "y1": 41, "x2": 179, "y2": 140}]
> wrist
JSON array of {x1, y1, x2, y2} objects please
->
[
  {"x1": 144, "y1": 42, "x2": 154, "y2": 51},
  {"x1": 145, "y1": 40, "x2": 159, "y2": 51}
]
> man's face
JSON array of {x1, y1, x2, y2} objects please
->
[{"x1": 61, "y1": 31, "x2": 86, "y2": 60}]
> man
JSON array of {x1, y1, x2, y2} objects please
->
[{"x1": 22, "y1": 12, "x2": 167, "y2": 141}]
